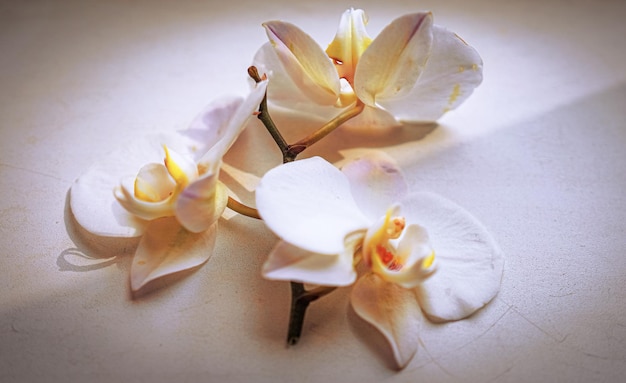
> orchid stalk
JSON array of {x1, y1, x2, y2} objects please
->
[{"x1": 249, "y1": 66, "x2": 364, "y2": 163}]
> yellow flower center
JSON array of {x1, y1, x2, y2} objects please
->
[
  {"x1": 368, "y1": 210, "x2": 406, "y2": 270},
  {"x1": 325, "y1": 8, "x2": 372, "y2": 104},
  {"x1": 364, "y1": 207, "x2": 437, "y2": 288},
  {"x1": 133, "y1": 145, "x2": 198, "y2": 203}
]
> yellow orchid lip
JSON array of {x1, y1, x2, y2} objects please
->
[
  {"x1": 132, "y1": 145, "x2": 199, "y2": 204},
  {"x1": 163, "y1": 144, "x2": 197, "y2": 187},
  {"x1": 367, "y1": 208, "x2": 406, "y2": 269},
  {"x1": 133, "y1": 163, "x2": 175, "y2": 202},
  {"x1": 362, "y1": 206, "x2": 437, "y2": 288},
  {"x1": 325, "y1": 8, "x2": 373, "y2": 86},
  {"x1": 114, "y1": 145, "x2": 201, "y2": 221}
]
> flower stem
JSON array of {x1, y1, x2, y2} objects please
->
[
  {"x1": 290, "y1": 100, "x2": 364, "y2": 151},
  {"x1": 226, "y1": 197, "x2": 260, "y2": 219},
  {"x1": 248, "y1": 66, "x2": 364, "y2": 163},
  {"x1": 248, "y1": 66, "x2": 346, "y2": 346},
  {"x1": 248, "y1": 66, "x2": 293, "y2": 162},
  {"x1": 287, "y1": 283, "x2": 337, "y2": 345}
]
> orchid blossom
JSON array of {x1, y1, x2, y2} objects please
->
[
  {"x1": 70, "y1": 79, "x2": 267, "y2": 291},
  {"x1": 255, "y1": 153, "x2": 503, "y2": 368},
  {"x1": 253, "y1": 8, "x2": 483, "y2": 128}
]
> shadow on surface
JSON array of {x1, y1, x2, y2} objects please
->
[{"x1": 61, "y1": 189, "x2": 137, "y2": 270}]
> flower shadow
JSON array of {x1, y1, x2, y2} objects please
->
[
  {"x1": 57, "y1": 247, "x2": 118, "y2": 272},
  {"x1": 60, "y1": 189, "x2": 137, "y2": 272}
]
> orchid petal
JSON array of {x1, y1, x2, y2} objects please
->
[
  {"x1": 351, "y1": 273, "x2": 423, "y2": 369},
  {"x1": 256, "y1": 157, "x2": 370, "y2": 255},
  {"x1": 181, "y1": 96, "x2": 244, "y2": 162},
  {"x1": 400, "y1": 192, "x2": 503, "y2": 321},
  {"x1": 263, "y1": 21, "x2": 340, "y2": 105},
  {"x1": 199, "y1": 79, "x2": 268, "y2": 165},
  {"x1": 378, "y1": 26, "x2": 484, "y2": 123},
  {"x1": 252, "y1": 43, "x2": 313, "y2": 108},
  {"x1": 250, "y1": 44, "x2": 340, "y2": 122},
  {"x1": 341, "y1": 151, "x2": 408, "y2": 220},
  {"x1": 163, "y1": 145, "x2": 198, "y2": 186},
  {"x1": 114, "y1": 176, "x2": 174, "y2": 221},
  {"x1": 262, "y1": 234, "x2": 361, "y2": 286},
  {"x1": 70, "y1": 133, "x2": 188, "y2": 237},
  {"x1": 174, "y1": 176, "x2": 229, "y2": 233},
  {"x1": 326, "y1": 8, "x2": 372, "y2": 83},
  {"x1": 130, "y1": 217, "x2": 217, "y2": 292},
  {"x1": 133, "y1": 163, "x2": 175, "y2": 202},
  {"x1": 354, "y1": 12, "x2": 433, "y2": 106}
]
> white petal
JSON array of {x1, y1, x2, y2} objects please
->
[
  {"x1": 340, "y1": 151, "x2": 408, "y2": 220},
  {"x1": 252, "y1": 43, "x2": 312, "y2": 107},
  {"x1": 325, "y1": 8, "x2": 372, "y2": 83},
  {"x1": 354, "y1": 12, "x2": 433, "y2": 106},
  {"x1": 130, "y1": 217, "x2": 217, "y2": 292},
  {"x1": 163, "y1": 145, "x2": 199, "y2": 186},
  {"x1": 181, "y1": 96, "x2": 244, "y2": 162},
  {"x1": 256, "y1": 157, "x2": 370, "y2": 255},
  {"x1": 252, "y1": 43, "x2": 343, "y2": 124},
  {"x1": 70, "y1": 133, "x2": 188, "y2": 237},
  {"x1": 377, "y1": 25, "x2": 484, "y2": 123},
  {"x1": 351, "y1": 273, "x2": 423, "y2": 369},
  {"x1": 174, "y1": 176, "x2": 228, "y2": 233},
  {"x1": 263, "y1": 21, "x2": 340, "y2": 105},
  {"x1": 114, "y1": 176, "x2": 174, "y2": 221},
  {"x1": 262, "y1": 236, "x2": 360, "y2": 286},
  {"x1": 133, "y1": 163, "x2": 175, "y2": 202},
  {"x1": 401, "y1": 192, "x2": 504, "y2": 321},
  {"x1": 199, "y1": 79, "x2": 268, "y2": 165}
]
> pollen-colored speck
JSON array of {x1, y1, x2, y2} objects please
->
[
  {"x1": 422, "y1": 252, "x2": 435, "y2": 269},
  {"x1": 448, "y1": 84, "x2": 461, "y2": 105},
  {"x1": 197, "y1": 163, "x2": 209, "y2": 175},
  {"x1": 376, "y1": 244, "x2": 394, "y2": 265},
  {"x1": 388, "y1": 260, "x2": 402, "y2": 271},
  {"x1": 454, "y1": 33, "x2": 469, "y2": 46},
  {"x1": 458, "y1": 65, "x2": 465, "y2": 73},
  {"x1": 472, "y1": 63, "x2": 479, "y2": 71},
  {"x1": 388, "y1": 217, "x2": 405, "y2": 238}
]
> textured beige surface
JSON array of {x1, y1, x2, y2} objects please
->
[{"x1": 1, "y1": 0, "x2": 625, "y2": 382}]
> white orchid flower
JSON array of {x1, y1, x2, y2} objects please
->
[
  {"x1": 255, "y1": 153, "x2": 503, "y2": 369},
  {"x1": 253, "y1": 8, "x2": 483, "y2": 128},
  {"x1": 70, "y1": 79, "x2": 267, "y2": 291}
]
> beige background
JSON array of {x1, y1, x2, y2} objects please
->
[{"x1": 1, "y1": 0, "x2": 625, "y2": 381}]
